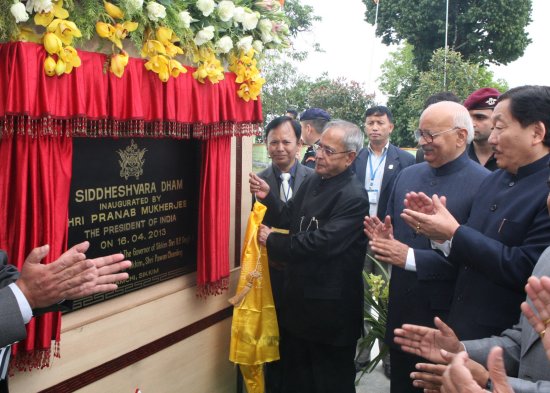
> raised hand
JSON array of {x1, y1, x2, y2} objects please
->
[
  {"x1": 441, "y1": 347, "x2": 512, "y2": 393},
  {"x1": 64, "y1": 252, "x2": 131, "y2": 299},
  {"x1": 369, "y1": 237, "x2": 408, "y2": 268},
  {"x1": 404, "y1": 191, "x2": 444, "y2": 215},
  {"x1": 522, "y1": 275, "x2": 550, "y2": 360},
  {"x1": 249, "y1": 172, "x2": 270, "y2": 200},
  {"x1": 16, "y1": 241, "x2": 131, "y2": 309},
  {"x1": 401, "y1": 194, "x2": 459, "y2": 241},
  {"x1": 486, "y1": 347, "x2": 514, "y2": 393},
  {"x1": 393, "y1": 317, "x2": 463, "y2": 364},
  {"x1": 411, "y1": 362, "x2": 447, "y2": 392},
  {"x1": 363, "y1": 215, "x2": 393, "y2": 240}
]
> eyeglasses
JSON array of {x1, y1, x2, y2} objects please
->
[
  {"x1": 313, "y1": 143, "x2": 351, "y2": 157},
  {"x1": 414, "y1": 127, "x2": 460, "y2": 143}
]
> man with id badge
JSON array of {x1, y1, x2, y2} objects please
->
[
  {"x1": 354, "y1": 106, "x2": 415, "y2": 221},
  {"x1": 351, "y1": 105, "x2": 415, "y2": 373}
]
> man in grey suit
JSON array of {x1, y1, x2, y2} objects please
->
[
  {"x1": 257, "y1": 115, "x2": 313, "y2": 393},
  {"x1": 351, "y1": 105, "x2": 415, "y2": 373},
  {"x1": 462, "y1": 246, "x2": 550, "y2": 392},
  {"x1": 0, "y1": 241, "x2": 131, "y2": 392},
  {"x1": 393, "y1": 246, "x2": 550, "y2": 392}
]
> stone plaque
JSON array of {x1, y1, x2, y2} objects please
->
[{"x1": 68, "y1": 138, "x2": 199, "y2": 310}]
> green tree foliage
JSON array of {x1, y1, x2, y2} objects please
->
[
  {"x1": 260, "y1": 54, "x2": 375, "y2": 134},
  {"x1": 379, "y1": 43, "x2": 507, "y2": 147},
  {"x1": 260, "y1": 53, "x2": 312, "y2": 124},
  {"x1": 308, "y1": 77, "x2": 375, "y2": 129},
  {"x1": 284, "y1": 0, "x2": 322, "y2": 37},
  {"x1": 363, "y1": 0, "x2": 532, "y2": 70}
]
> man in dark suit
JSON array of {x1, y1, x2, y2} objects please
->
[
  {"x1": 250, "y1": 120, "x2": 369, "y2": 393},
  {"x1": 364, "y1": 101, "x2": 490, "y2": 392},
  {"x1": 352, "y1": 105, "x2": 415, "y2": 373},
  {"x1": 0, "y1": 242, "x2": 131, "y2": 392},
  {"x1": 257, "y1": 115, "x2": 313, "y2": 393}
]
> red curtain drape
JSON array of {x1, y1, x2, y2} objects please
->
[
  {"x1": 0, "y1": 42, "x2": 262, "y2": 128},
  {"x1": 0, "y1": 132, "x2": 72, "y2": 369},
  {"x1": 0, "y1": 42, "x2": 262, "y2": 138},
  {"x1": 0, "y1": 41, "x2": 261, "y2": 370},
  {"x1": 196, "y1": 136, "x2": 232, "y2": 296}
]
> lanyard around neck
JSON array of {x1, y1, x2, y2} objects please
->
[{"x1": 368, "y1": 149, "x2": 388, "y2": 181}]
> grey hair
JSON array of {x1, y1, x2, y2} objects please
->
[
  {"x1": 323, "y1": 119, "x2": 364, "y2": 153},
  {"x1": 453, "y1": 108, "x2": 474, "y2": 143}
]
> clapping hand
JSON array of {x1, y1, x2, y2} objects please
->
[
  {"x1": 522, "y1": 275, "x2": 550, "y2": 360},
  {"x1": 393, "y1": 317, "x2": 463, "y2": 364},
  {"x1": 363, "y1": 215, "x2": 394, "y2": 240},
  {"x1": 401, "y1": 194, "x2": 459, "y2": 241},
  {"x1": 16, "y1": 241, "x2": 131, "y2": 309},
  {"x1": 441, "y1": 347, "x2": 513, "y2": 393},
  {"x1": 404, "y1": 192, "x2": 442, "y2": 215}
]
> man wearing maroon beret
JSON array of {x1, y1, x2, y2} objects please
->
[{"x1": 463, "y1": 87, "x2": 501, "y2": 171}]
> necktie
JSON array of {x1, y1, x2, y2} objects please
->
[
  {"x1": 0, "y1": 346, "x2": 10, "y2": 380},
  {"x1": 280, "y1": 173, "x2": 292, "y2": 202}
]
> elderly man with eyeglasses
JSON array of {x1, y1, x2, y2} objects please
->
[
  {"x1": 363, "y1": 100, "x2": 490, "y2": 393},
  {"x1": 250, "y1": 120, "x2": 369, "y2": 393}
]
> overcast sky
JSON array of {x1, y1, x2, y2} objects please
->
[{"x1": 291, "y1": 0, "x2": 550, "y2": 103}]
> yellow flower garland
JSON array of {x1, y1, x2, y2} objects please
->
[
  {"x1": 229, "y1": 49, "x2": 265, "y2": 102},
  {"x1": 34, "y1": 0, "x2": 83, "y2": 76},
  {"x1": 142, "y1": 27, "x2": 188, "y2": 82},
  {"x1": 192, "y1": 47, "x2": 224, "y2": 84}
]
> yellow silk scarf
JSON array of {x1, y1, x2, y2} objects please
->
[{"x1": 229, "y1": 201, "x2": 280, "y2": 393}]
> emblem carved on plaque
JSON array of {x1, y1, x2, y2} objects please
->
[{"x1": 118, "y1": 139, "x2": 147, "y2": 180}]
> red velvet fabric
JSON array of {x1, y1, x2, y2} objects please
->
[
  {"x1": 0, "y1": 42, "x2": 262, "y2": 128},
  {"x1": 196, "y1": 136, "x2": 232, "y2": 296},
  {"x1": 0, "y1": 132, "x2": 72, "y2": 368}
]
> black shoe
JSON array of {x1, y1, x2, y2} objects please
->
[
  {"x1": 382, "y1": 361, "x2": 391, "y2": 378},
  {"x1": 354, "y1": 359, "x2": 369, "y2": 373}
]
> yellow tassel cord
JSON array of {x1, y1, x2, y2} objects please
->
[{"x1": 228, "y1": 271, "x2": 261, "y2": 306}]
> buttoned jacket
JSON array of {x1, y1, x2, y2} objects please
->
[
  {"x1": 263, "y1": 168, "x2": 369, "y2": 346},
  {"x1": 448, "y1": 155, "x2": 550, "y2": 340}
]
